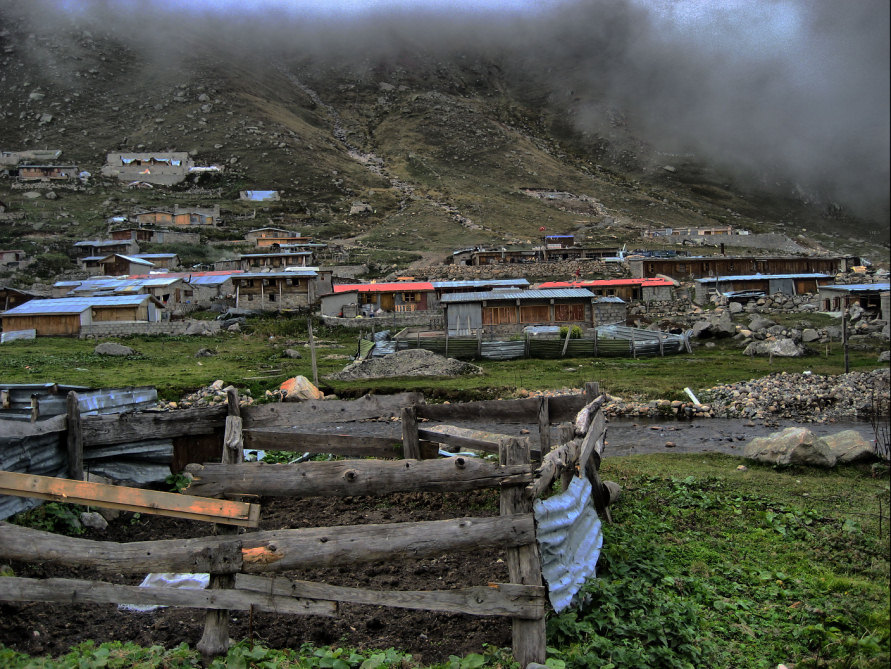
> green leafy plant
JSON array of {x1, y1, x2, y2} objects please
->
[{"x1": 11, "y1": 502, "x2": 85, "y2": 535}]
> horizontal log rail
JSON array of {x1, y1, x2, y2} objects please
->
[
  {"x1": 0, "y1": 471, "x2": 260, "y2": 527},
  {"x1": 80, "y1": 406, "x2": 227, "y2": 446},
  {"x1": 236, "y1": 574, "x2": 546, "y2": 620},
  {"x1": 241, "y1": 392, "x2": 424, "y2": 427},
  {"x1": 0, "y1": 576, "x2": 335, "y2": 617},
  {"x1": 0, "y1": 514, "x2": 535, "y2": 575},
  {"x1": 184, "y1": 458, "x2": 533, "y2": 498},
  {"x1": 417, "y1": 425, "x2": 516, "y2": 454}
]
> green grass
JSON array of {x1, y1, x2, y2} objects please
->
[
  {"x1": 2, "y1": 455, "x2": 887, "y2": 668},
  {"x1": 0, "y1": 320, "x2": 883, "y2": 402}
]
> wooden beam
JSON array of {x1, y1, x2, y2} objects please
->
[
  {"x1": 0, "y1": 514, "x2": 535, "y2": 574},
  {"x1": 418, "y1": 425, "x2": 517, "y2": 454},
  {"x1": 401, "y1": 406, "x2": 420, "y2": 460},
  {"x1": 0, "y1": 577, "x2": 335, "y2": 617},
  {"x1": 577, "y1": 411, "x2": 606, "y2": 474},
  {"x1": 243, "y1": 429, "x2": 402, "y2": 459},
  {"x1": 241, "y1": 392, "x2": 424, "y2": 427},
  {"x1": 537, "y1": 396, "x2": 550, "y2": 456},
  {"x1": 529, "y1": 438, "x2": 580, "y2": 499},
  {"x1": 0, "y1": 471, "x2": 260, "y2": 527},
  {"x1": 66, "y1": 391, "x2": 83, "y2": 481},
  {"x1": 183, "y1": 459, "x2": 533, "y2": 498},
  {"x1": 236, "y1": 574, "x2": 545, "y2": 620},
  {"x1": 416, "y1": 397, "x2": 541, "y2": 423},
  {"x1": 81, "y1": 406, "x2": 227, "y2": 446}
]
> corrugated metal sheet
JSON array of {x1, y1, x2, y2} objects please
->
[
  {"x1": 334, "y1": 282, "x2": 434, "y2": 293},
  {"x1": 74, "y1": 239, "x2": 127, "y2": 247},
  {"x1": 432, "y1": 279, "x2": 530, "y2": 289},
  {"x1": 441, "y1": 289, "x2": 596, "y2": 303},
  {"x1": 821, "y1": 283, "x2": 890, "y2": 292},
  {"x1": 696, "y1": 273, "x2": 831, "y2": 284},
  {"x1": 0, "y1": 385, "x2": 157, "y2": 420},
  {"x1": 534, "y1": 476, "x2": 602, "y2": 612},
  {"x1": 3, "y1": 294, "x2": 154, "y2": 315}
]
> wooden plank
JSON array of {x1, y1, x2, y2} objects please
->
[
  {"x1": 241, "y1": 392, "x2": 424, "y2": 427},
  {"x1": 243, "y1": 429, "x2": 402, "y2": 459},
  {"x1": 416, "y1": 397, "x2": 540, "y2": 424},
  {"x1": 236, "y1": 574, "x2": 545, "y2": 620},
  {"x1": 66, "y1": 391, "x2": 83, "y2": 481},
  {"x1": 0, "y1": 576, "x2": 335, "y2": 617},
  {"x1": 81, "y1": 406, "x2": 227, "y2": 446},
  {"x1": 0, "y1": 514, "x2": 536, "y2": 574},
  {"x1": 401, "y1": 406, "x2": 420, "y2": 460},
  {"x1": 537, "y1": 396, "x2": 550, "y2": 456},
  {"x1": 529, "y1": 438, "x2": 580, "y2": 499},
  {"x1": 183, "y1": 459, "x2": 533, "y2": 498},
  {"x1": 499, "y1": 437, "x2": 546, "y2": 667},
  {"x1": 573, "y1": 396, "x2": 604, "y2": 436},
  {"x1": 418, "y1": 424, "x2": 514, "y2": 453},
  {"x1": 577, "y1": 411, "x2": 606, "y2": 474},
  {"x1": 0, "y1": 471, "x2": 260, "y2": 527}
]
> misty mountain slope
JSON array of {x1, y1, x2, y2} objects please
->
[{"x1": 0, "y1": 2, "x2": 887, "y2": 264}]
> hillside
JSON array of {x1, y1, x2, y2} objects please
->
[{"x1": 0, "y1": 2, "x2": 888, "y2": 281}]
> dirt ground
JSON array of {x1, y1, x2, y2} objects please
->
[{"x1": 0, "y1": 489, "x2": 511, "y2": 664}]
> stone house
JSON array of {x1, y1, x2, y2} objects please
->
[
  {"x1": 818, "y1": 283, "x2": 891, "y2": 314},
  {"x1": 239, "y1": 251, "x2": 313, "y2": 271},
  {"x1": 132, "y1": 253, "x2": 179, "y2": 270},
  {"x1": 630, "y1": 256, "x2": 859, "y2": 281},
  {"x1": 101, "y1": 152, "x2": 193, "y2": 186},
  {"x1": 73, "y1": 239, "x2": 139, "y2": 260},
  {"x1": 230, "y1": 271, "x2": 319, "y2": 311},
  {"x1": 0, "y1": 250, "x2": 28, "y2": 268},
  {"x1": 245, "y1": 227, "x2": 311, "y2": 248},
  {"x1": 96, "y1": 254, "x2": 156, "y2": 276},
  {"x1": 134, "y1": 205, "x2": 220, "y2": 227},
  {"x1": 16, "y1": 164, "x2": 78, "y2": 181},
  {"x1": 694, "y1": 273, "x2": 834, "y2": 304},
  {"x1": 110, "y1": 227, "x2": 201, "y2": 245}
]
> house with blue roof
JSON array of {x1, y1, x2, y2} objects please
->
[
  {"x1": 818, "y1": 283, "x2": 890, "y2": 317},
  {"x1": 2, "y1": 295, "x2": 165, "y2": 337}
]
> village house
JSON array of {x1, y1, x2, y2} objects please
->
[
  {"x1": 641, "y1": 225, "x2": 736, "y2": 239},
  {"x1": 53, "y1": 276, "x2": 196, "y2": 313},
  {"x1": 132, "y1": 253, "x2": 180, "y2": 270},
  {"x1": 134, "y1": 205, "x2": 220, "y2": 227},
  {"x1": 230, "y1": 270, "x2": 320, "y2": 311},
  {"x1": 101, "y1": 152, "x2": 194, "y2": 186},
  {"x1": 539, "y1": 278, "x2": 675, "y2": 302},
  {"x1": 0, "y1": 250, "x2": 28, "y2": 268},
  {"x1": 629, "y1": 255, "x2": 859, "y2": 281},
  {"x1": 320, "y1": 282, "x2": 436, "y2": 318},
  {"x1": 96, "y1": 254, "x2": 156, "y2": 276},
  {"x1": 16, "y1": 164, "x2": 78, "y2": 182},
  {"x1": 73, "y1": 239, "x2": 139, "y2": 260},
  {"x1": 693, "y1": 273, "x2": 834, "y2": 304},
  {"x1": 0, "y1": 149, "x2": 62, "y2": 167},
  {"x1": 449, "y1": 246, "x2": 619, "y2": 266},
  {"x1": 431, "y1": 279, "x2": 530, "y2": 303},
  {"x1": 439, "y1": 288, "x2": 626, "y2": 335},
  {"x1": 237, "y1": 251, "x2": 313, "y2": 271},
  {"x1": 818, "y1": 283, "x2": 891, "y2": 315},
  {"x1": 110, "y1": 227, "x2": 201, "y2": 245},
  {"x1": 0, "y1": 285, "x2": 40, "y2": 311},
  {"x1": 245, "y1": 227, "x2": 312, "y2": 248},
  {"x1": 2, "y1": 295, "x2": 165, "y2": 337}
]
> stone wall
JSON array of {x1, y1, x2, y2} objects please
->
[
  {"x1": 79, "y1": 321, "x2": 190, "y2": 338},
  {"x1": 393, "y1": 259, "x2": 627, "y2": 283},
  {"x1": 322, "y1": 312, "x2": 444, "y2": 330}
]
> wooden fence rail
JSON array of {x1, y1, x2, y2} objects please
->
[{"x1": 0, "y1": 381, "x2": 613, "y2": 669}]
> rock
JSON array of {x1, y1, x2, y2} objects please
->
[
  {"x1": 728, "y1": 301, "x2": 743, "y2": 314},
  {"x1": 817, "y1": 430, "x2": 877, "y2": 464},
  {"x1": 748, "y1": 315, "x2": 776, "y2": 332},
  {"x1": 194, "y1": 348, "x2": 215, "y2": 357},
  {"x1": 801, "y1": 328, "x2": 820, "y2": 343},
  {"x1": 227, "y1": 323, "x2": 241, "y2": 332},
  {"x1": 743, "y1": 427, "x2": 836, "y2": 467},
  {"x1": 848, "y1": 303, "x2": 864, "y2": 321},
  {"x1": 282, "y1": 349, "x2": 302, "y2": 359},
  {"x1": 44, "y1": 190, "x2": 57, "y2": 200},
  {"x1": 23, "y1": 191, "x2": 41, "y2": 199},
  {"x1": 736, "y1": 465, "x2": 748, "y2": 471},
  {"x1": 665, "y1": 441, "x2": 676, "y2": 448},
  {"x1": 79, "y1": 511, "x2": 108, "y2": 531},
  {"x1": 185, "y1": 320, "x2": 221, "y2": 335},
  {"x1": 280, "y1": 375, "x2": 324, "y2": 401},
  {"x1": 691, "y1": 319, "x2": 712, "y2": 338},
  {"x1": 743, "y1": 338, "x2": 805, "y2": 357},
  {"x1": 94, "y1": 342, "x2": 134, "y2": 356},
  {"x1": 879, "y1": 350, "x2": 890, "y2": 363},
  {"x1": 210, "y1": 379, "x2": 225, "y2": 391}
]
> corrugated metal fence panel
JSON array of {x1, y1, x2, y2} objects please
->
[
  {"x1": 0, "y1": 385, "x2": 157, "y2": 420},
  {"x1": 480, "y1": 341, "x2": 526, "y2": 360},
  {"x1": 534, "y1": 476, "x2": 603, "y2": 613},
  {"x1": 0, "y1": 416, "x2": 68, "y2": 520}
]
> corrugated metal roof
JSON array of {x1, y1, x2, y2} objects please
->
[
  {"x1": 334, "y1": 282, "x2": 434, "y2": 293},
  {"x1": 595, "y1": 296, "x2": 626, "y2": 303},
  {"x1": 534, "y1": 476, "x2": 602, "y2": 613},
  {"x1": 133, "y1": 253, "x2": 177, "y2": 259},
  {"x1": 74, "y1": 239, "x2": 130, "y2": 247},
  {"x1": 432, "y1": 279, "x2": 530, "y2": 289},
  {"x1": 112, "y1": 254, "x2": 154, "y2": 266},
  {"x1": 235, "y1": 271, "x2": 318, "y2": 279},
  {"x1": 820, "y1": 283, "x2": 890, "y2": 292},
  {"x1": 3, "y1": 294, "x2": 154, "y2": 316},
  {"x1": 540, "y1": 278, "x2": 674, "y2": 288},
  {"x1": 696, "y1": 273, "x2": 832, "y2": 284},
  {"x1": 241, "y1": 251, "x2": 313, "y2": 258},
  {"x1": 440, "y1": 288, "x2": 596, "y2": 303}
]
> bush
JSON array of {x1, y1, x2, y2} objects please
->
[{"x1": 558, "y1": 325, "x2": 582, "y2": 339}]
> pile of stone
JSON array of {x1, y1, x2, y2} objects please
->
[
  {"x1": 158, "y1": 379, "x2": 254, "y2": 410},
  {"x1": 701, "y1": 368, "x2": 890, "y2": 422},
  {"x1": 327, "y1": 348, "x2": 482, "y2": 381}
]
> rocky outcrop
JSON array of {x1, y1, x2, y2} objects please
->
[
  {"x1": 743, "y1": 337, "x2": 806, "y2": 357},
  {"x1": 744, "y1": 427, "x2": 877, "y2": 467}
]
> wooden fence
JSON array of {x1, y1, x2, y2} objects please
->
[{"x1": 0, "y1": 382, "x2": 612, "y2": 668}]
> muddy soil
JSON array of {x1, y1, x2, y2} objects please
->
[{"x1": 0, "y1": 490, "x2": 510, "y2": 664}]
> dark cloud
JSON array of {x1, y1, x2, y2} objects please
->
[{"x1": 6, "y1": 0, "x2": 889, "y2": 217}]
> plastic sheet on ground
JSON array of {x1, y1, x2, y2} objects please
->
[{"x1": 118, "y1": 572, "x2": 210, "y2": 612}]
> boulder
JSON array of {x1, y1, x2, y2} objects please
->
[
  {"x1": 728, "y1": 301, "x2": 744, "y2": 314},
  {"x1": 879, "y1": 350, "x2": 890, "y2": 363},
  {"x1": 816, "y1": 430, "x2": 876, "y2": 464},
  {"x1": 743, "y1": 338, "x2": 806, "y2": 357},
  {"x1": 185, "y1": 320, "x2": 221, "y2": 336},
  {"x1": 743, "y1": 427, "x2": 836, "y2": 467},
  {"x1": 94, "y1": 342, "x2": 134, "y2": 356},
  {"x1": 748, "y1": 315, "x2": 776, "y2": 332},
  {"x1": 280, "y1": 375, "x2": 324, "y2": 401},
  {"x1": 801, "y1": 328, "x2": 820, "y2": 343},
  {"x1": 79, "y1": 511, "x2": 108, "y2": 531},
  {"x1": 282, "y1": 348, "x2": 302, "y2": 359}
]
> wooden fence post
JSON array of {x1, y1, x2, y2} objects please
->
[
  {"x1": 537, "y1": 396, "x2": 551, "y2": 457},
  {"x1": 561, "y1": 326, "x2": 571, "y2": 357},
  {"x1": 307, "y1": 318, "x2": 319, "y2": 387},
  {"x1": 499, "y1": 437, "x2": 546, "y2": 667},
  {"x1": 558, "y1": 423, "x2": 576, "y2": 491},
  {"x1": 198, "y1": 387, "x2": 244, "y2": 663},
  {"x1": 66, "y1": 392, "x2": 83, "y2": 481},
  {"x1": 584, "y1": 381, "x2": 600, "y2": 404},
  {"x1": 30, "y1": 394, "x2": 39, "y2": 423},
  {"x1": 401, "y1": 406, "x2": 421, "y2": 460}
]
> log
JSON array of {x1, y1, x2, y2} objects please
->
[
  {"x1": 236, "y1": 574, "x2": 546, "y2": 620},
  {"x1": 401, "y1": 406, "x2": 420, "y2": 460},
  {"x1": 0, "y1": 576, "x2": 335, "y2": 617},
  {"x1": 418, "y1": 424, "x2": 533, "y2": 456},
  {"x1": 499, "y1": 438, "x2": 546, "y2": 667},
  {"x1": 416, "y1": 397, "x2": 541, "y2": 424},
  {"x1": 241, "y1": 392, "x2": 424, "y2": 428},
  {"x1": 577, "y1": 411, "x2": 606, "y2": 474},
  {"x1": 529, "y1": 438, "x2": 580, "y2": 499},
  {"x1": 184, "y1": 459, "x2": 533, "y2": 498},
  {"x1": 81, "y1": 406, "x2": 227, "y2": 446},
  {"x1": 537, "y1": 396, "x2": 551, "y2": 456},
  {"x1": 573, "y1": 396, "x2": 604, "y2": 436},
  {"x1": 0, "y1": 471, "x2": 260, "y2": 527},
  {"x1": 66, "y1": 391, "x2": 83, "y2": 481},
  {"x1": 0, "y1": 514, "x2": 535, "y2": 574},
  {"x1": 243, "y1": 429, "x2": 403, "y2": 459}
]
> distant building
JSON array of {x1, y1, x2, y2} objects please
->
[
  {"x1": 132, "y1": 253, "x2": 179, "y2": 270},
  {"x1": 109, "y1": 227, "x2": 201, "y2": 245},
  {"x1": 449, "y1": 246, "x2": 619, "y2": 266},
  {"x1": 134, "y1": 205, "x2": 219, "y2": 227},
  {"x1": 629, "y1": 255, "x2": 859, "y2": 281},
  {"x1": 539, "y1": 278, "x2": 675, "y2": 302},
  {"x1": 694, "y1": 273, "x2": 834, "y2": 303},
  {"x1": 101, "y1": 152, "x2": 194, "y2": 186},
  {"x1": 2, "y1": 295, "x2": 165, "y2": 337},
  {"x1": 245, "y1": 227, "x2": 311, "y2": 248},
  {"x1": 818, "y1": 283, "x2": 891, "y2": 314},
  {"x1": 240, "y1": 190, "x2": 280, "y2": 202},
  {"x1": 96, "y1": 254, "x2": 156, "y2": 276},
  {"x1": 230, "y1": 270, "x2": 320, "y2": 311},
  {"x1": 641, "y1": 225, "x2": 735, "y2": 238},
  {"x1": 238, "y1": 251, "x2": 313, "y2": 271},
  {"x1": 73, "y1": 239, "x2": 139, "y2": 259},
  {"x1": 320, "y1": 282, "x2": 436, "y2": 317},
  {"x1": 0, "y1": 250, "x2": 28, "y2": 268},
  {"x1": 16, "y1": 164, "x2": 78, "y2": 182}
]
